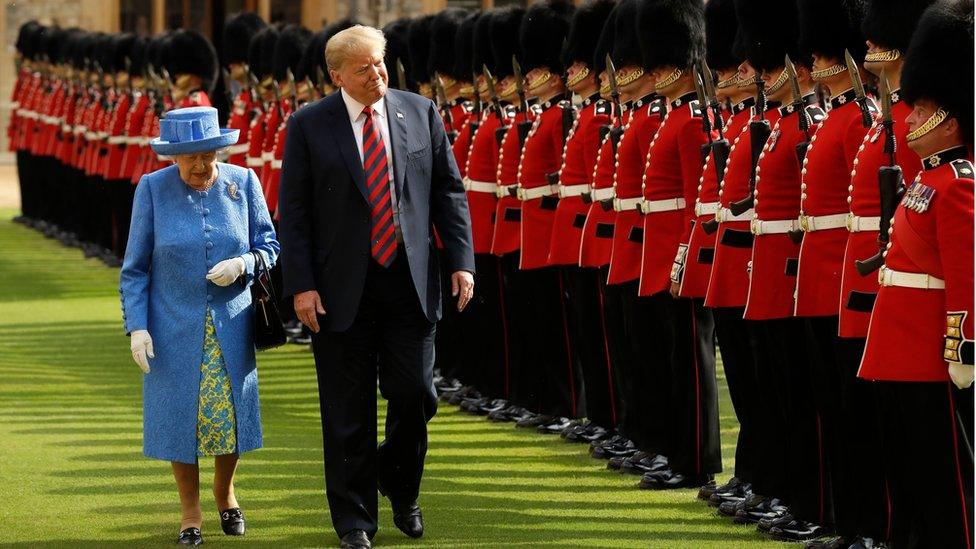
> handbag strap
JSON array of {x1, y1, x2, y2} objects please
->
[{"x1": 250, "y1": 251, "x2": 277, "y2": 299}]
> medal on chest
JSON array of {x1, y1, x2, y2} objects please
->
[{"x1": 901, "y1": 180, "x2": 935, "y2": 213}]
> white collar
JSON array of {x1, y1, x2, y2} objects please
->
[{"x1": 341, "y1": 87, "x2": 386, "y2": 123}]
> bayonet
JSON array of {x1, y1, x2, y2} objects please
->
[
  {"x1": 845, "y1": 49, "x2": 873, "y2": 128},
  {"x1": 221, "y1": 67, "x2": 234, "y2": 106},
  {"x1": 693, "y1": 64, "x2": 714, "y2": 160},
  {"x1": 286, "y1": 68, "x2": 297, "y2": 100},
  {"x1": 435, "y1": 75, "x2": 458, "y2": 144},
  {"x1": 729, "y1": 72, "x2": 772, "y2": 216},
  {"x1": 471, "y1": 69, "x2": 483, "y2": 123},
  {"x1": 512, "y1": 56, "x2": 532, "y2": 145},
  {"x1": 483, "y1": 65, "x2": 503, "y2": 122},
  {"x1": 786, "y1": 55, "x2": 811, "y2": 160},
  {"x1": 396, "y1": 59, "x2": 407, "y2": 91},
  {"x1": 701, "y1": 59, "x2": 724, "y2": 138},
  {"x1": 315, "y1": 66, "x2": 327, "y2": 95},
  {"x1": 606, "y1": 54, "x2": 622, "y2": 129},
  {"x1": 697, "y1": 61, "x2": 730, "y2": 235}
]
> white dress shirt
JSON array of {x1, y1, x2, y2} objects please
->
[{"x1": 340, "y1": 87, "x2": 402, "y2": 243}]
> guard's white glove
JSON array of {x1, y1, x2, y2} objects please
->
[
  {"x1": 948, "y1": 363, "x2": 974, "y2": 390},
  {"x1": 130, "y1": 330, "x2": 154, "y2": 374},
  {"x1": 206, "y1": 256, "x2": 247, "y2": 287}
]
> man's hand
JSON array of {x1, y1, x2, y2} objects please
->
[
  {"x1": 294, "y1": 290, "x2": 326, "y2": 333},
  {"x1": 452, "y1": 271, "x2": 475, "y2": 312}
]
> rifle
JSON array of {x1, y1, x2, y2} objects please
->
[
  {"x1": 512, "y1": 56, "x2": 533, "y2": 146},
  {"x1": 698, "y1": 61, "x2": 729, "y2": 235},
  {"x1": 785, "y1": 55, "x2": 812, "y2": 244},
  {"x1": 604, "y1": 54, "x2": 625, "y2": 152},
  {"x1": 483, "y1": 65, "x2": 509, "y2": 147},
  {"x1": 693, "y1": 64, "x2": 714, "y2": 165},
  {"x1": 855, "y1": 69, "x2": 904, "y2": 276},
  {"x1": 729, "y1": 72, "x2": 771, "y2": 216},
  {"x1": 434, "y1": 75, "x2": 458, "y2": 144},
  {"x1": 845, "y1": 50, "x2": 874, "y2": 129},
  {"x1": 286, "y1": 68, "x2": 298, "y2": 101}
]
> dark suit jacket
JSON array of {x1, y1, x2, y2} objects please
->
[{"x1": 278, "y1": 89, "x2": 475, "y2": 332}]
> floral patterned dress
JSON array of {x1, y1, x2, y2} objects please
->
[{"x1": 197, "y1": 308, "x2": 237, "y2": 456}]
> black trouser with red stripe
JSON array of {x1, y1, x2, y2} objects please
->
[
  {"x1": 458, "y1": 253, "x2": 507, "y2": 397},
  {"x1": 601, "y1": 272, "x2": 637, "y2": 440},
  {"x1": 876, "y1": 381, "x2": 974, "y2": 549},
  {"x1": 562, "y1": 265, "x2": 617, "y2": 428},
  {"x1": 712, "y1": 307, "x2": 763, "y2": 485},
  {"x1": 666, "y1": 297, "x2": 720, "y2": 476}
]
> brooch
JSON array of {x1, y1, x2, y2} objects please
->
[{"x1": 227, "y1": 183, "x2": 240, "y2": 200}]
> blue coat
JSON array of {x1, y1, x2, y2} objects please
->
[{"x1": 120, "y1": 163, "x2": 279, "y2": 464}]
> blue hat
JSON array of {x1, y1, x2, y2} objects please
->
[{"x1": 149, "y1": 107, "x2": 239, "y2": 156}]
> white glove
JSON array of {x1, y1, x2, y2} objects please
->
[
  {"x1": 130, "y1": 330, "x2": 154, "y2": 374},
  {"x1": 948, "y1": 362, "x2": 974, "y2": 390},
  {"x1": 206, "y1": 256, "x2": 247, "y2": 287}
]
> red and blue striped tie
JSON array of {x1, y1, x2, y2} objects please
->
[{"x1": 362, "y1": 106, "x2": 397, "y2": 267}]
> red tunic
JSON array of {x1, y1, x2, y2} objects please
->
[
  {"x1": 37, "y1": 79, "x2": 65, "y2": 158},
  {"x1": 103, "y1": 91, "x2": 132, "y2": 179},
  {"x1": 795, "y1": 90, "x2": 874, "y2": 317},
  {"x1": 260, "y1": 102, "x2": 282, "y2": 185},
  {"x1": 6, "y1": 67, "x2": 29, "y2": 152},
  {"x1": 465, "y1": 107, "x2": 513, "y2": 254},
  {"x1": 608, "y1": 95, "x2": 663, "y2": 285},
  {"x1": 744, "y1": 100, "x2": 826, "y2": 320},
  {"x1": 452, "y1": 111, "x2": 476, "y2": 179},
  {"x1": 13, "y1": 71, "x2": 41, "y2": 153},
  {"x1": 548, "y1": 96, "x2": 609, "y2": 265},
  {"x1": 859, "y1": 150, "x2": 974, "y2": 381},
  {"x1": 579, "y1": 105, "x2": 629, "y2": 267},
  {"x1": 638, "y1": 92, "x2": 707, "y2": 296},
  {"x1": 55, "y1": 83, "x2": 79, "y2": 165},
  {"x1": 519, "y1": 100, "x2": 572, "y2": 269},
  {"x1": 491, "y1": 106, "x2": 538, "y2": 257},
  {"x1": 838, "y1": 96, "x2": 922, "y2": 337},
  {"x1": 226, "y1": 90, "x2": 255, "y2": 166},
  {"x1": 265, "y1": 100, "x2": 296, "y2": 217},
  {"x1": 246, "y1": 107, "x2": 269, "y2": 182},
  {"x1": 119, "y1": 93, "x2": 149, "y2": 181}
]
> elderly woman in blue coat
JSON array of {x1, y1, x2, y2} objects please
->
[{"x1": 120, "y1": 107, "x2": 279, "y2": 546}]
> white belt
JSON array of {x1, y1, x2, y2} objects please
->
[
  {"x1": 717, "y1": 207, "x2": 754, "y2": 223},
  {"x1": 271, "y1": 159, "x2": 282, "y2": 169},
  {"x1": 591, "y1": 187, "x2": 615, "y2": 202},
  {"x1": 40, "y1": 115, "x2": 57, "y2": 124},
  {"x1": 640, "y1": 197, "x2": 686, "y2": 214},
  {"x1": 695, "y1": 201, "x2": 720, "y2": 217},
  {"x1": 246, "y1": 157, "x2": 263, "y2": 168},
  {"x1": 61, "y1": 123, "x2": 72, "y2": 133},
  {"x1": 107, "y1": 135, "x2": 127, "y2": 144},
  {"x1": 125, "y1": 136, "x2": 142, "y2": 145},
  {"x1": 613, "y1": 196, "x2": 643, "y2": 212},
  {"x1": 463, "y1": 178, "x2": 497, "y2": 194},
  {"x1": 84, "y1": 131, "x2": 97, "y2": 140},
  {"x1": 517, "y1": 185, "x2": 558, "y2": 201},
  {"x1": 18, "y1": 110, "x2": 38, "y2": 119},
  {"x1": 846, "y1": 214, "x2": 881, "y2": 233},
  {"x1": 227, "y1": 143, "x2": 249, "y2": 155},
  {"x1": 73, "y1": 126, "x2": 87, "y2": 135},
  {"x1": 495, "y1": 183, "x2": 518, "y2": 199},
  {"x1": 751, "y1": 218, "x2": 799, "y2": 235},
  {"x1": 261, "y1": 151, "x2": 274, "y2": 161},
  {"x1": 10, "y1": 101, "x2": 19, "y2": 109},
  {"x1": 140, "y1": 136, "x2": 152, "y2": 146},
  {"x1": 558, "y1": 183, "x2": 590, "y2": 198},
  {"x1": 878, "y1": 266, "x2": 945, "y2": 290},
  {"x1": 799, "y1": 212, "x2": 848, "y2": 232}
]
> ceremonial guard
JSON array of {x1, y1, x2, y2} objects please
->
[
  {"x1": 859, "y1": 1, "x2": 974, "y2": 547},
  {"x1": 635, "y1": 0, "x2": 719, "y2": 491},
  {"x1": 9, "y1": 21, "x2": 42, "y2": 225},
  {"x1": 102, "y1": 32, "x2": 137, "y2": 265},
  {"x1": 244, "y1": 26, "x2": 277, "y2": 197},
  {"x1": 408, "y1": 15, "x2": 436, "y2": 100},
  {"x1": 549, "y1": 0, "x2": 618, "y2": 444},
  {"x1": 222, "y1": 12, "x2": 266, "y2": 167}
]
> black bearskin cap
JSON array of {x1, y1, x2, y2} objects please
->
[
  {"x1": 428, "y1": 8, "x2": 468, "y2": 81},
  {"x1": 16, "y1": 21, "x2": 43, "y2": 58},
  {"x1": 797, "y1": 0, "x2": 867, "y2": 62},
  {"x1": 128, "y1": 36, "x2": 148, "y2": 77},
  {"x1": 473, "y1": 10, "x2": 496, "y2": 76},
  {"x1": 166, "y1": 29, "x2": 219, "y2": 92},
  {"x1": 563, "y1": 0, "x2": 615, "y2": 69},
  {"x1": 55, "y1": 29, "x2": 81, "y2": 67},
  {"x1": 593, "y1": 1, "x2": 618, "y2": 74},
  {"x1": 638, "y1": 0, "x2": 706, "y2": 71},
  {"x1": 490, "y1": 6, "x2": 527, "y2": 79},
  {"x1": 735, "y1": 0, "x2": 803, "y2": 71},
  {"x1": 705, "y1": 0, "x2": 741, "y2": 71},
  {"x1": 92, "y1": 32, "x2": 113, "y2": 72},
  {"x1": 520, "y1": 0, "x2": 575, "y2": 74},
  {"x1": 222, "y1": 12, "x2": 266, "y2": 66},
  {"x1": 383, "y1": 18, "x2": 415, "y2": 90},
  {"x1": 111, "y1": 33, "x2": 137, "y2": 73},
  {"x1": 408, "y1": 15, "x2": 436, "y2": 84},
  {"x1": 247, "y1": 26, "x2": 279, "y2": 80},
  {"x1": 901, "y1": 0, "x2": 974, "y2": 141},
  {"x1": 40, "y1": 26, "x2": 64, "y2": 64},
  {"x1": 861, "y1": 0, "x2": 936, "y2": 51},
  {"x1": 71, "y1": 32, "x2": 91, "y2": 70},
  {"x1": 454, "y1": 12, "x2": 482, "y2": 81},
  {"x1": 297, "y1": 29, "x2": 328, "y2": 84},
  {"x1": 273, "y1": 24, "x2": 311, "y2": 81},
  {"x1": 611, "y1": 0, "x2": 643, "y2": 69}
]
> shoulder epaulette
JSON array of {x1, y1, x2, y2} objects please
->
[
  {"x1": 951, "y1": 159, "x2": 975, "y2": 180},
  {"x1": 805, "y1": 104, "x2": 826, "y2": 123},
  {"x1": 690, "y1": 100, "x2": 703, "y2": 118},
  {"x1": 504, "y1": 104, "x2": 518, "y2": 117},
  {"x1": 530, "y1": 103, "x2": 544, "y2": 116},
  {"x1": 462, "y1": 101, "x2": 474, "y2": 114},
  {"x1": 648, "y1": 99, "x2": 664, "y2": 115},
  {"x1": 558, "y1": 99, "x2": 574, "y2": 111},
  {"x1": 595, "y1": 100, "x2": 611, "y2": 115}
]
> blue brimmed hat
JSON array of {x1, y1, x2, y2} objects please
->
[{"x1": 149, "y1": 107, "x2": 239, "y2": 156}]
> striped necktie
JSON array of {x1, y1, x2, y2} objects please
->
[{"x1": 361, "y1": 106, "x2": 396, "y2": 267}]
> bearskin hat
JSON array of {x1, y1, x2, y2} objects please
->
[
  {"x1": 40, "y1": 26, "x2": 64, "y2": 64},
  {"x1": 222, "y1": 12, "x2": 266, "y2": 67},
  {"x1": 901, "y1": 0, "x2": 974, "y2": 141},
  {"x1": 490, "y1": 6, "x2": 527, "y2": 79},
  {"x1": 407, "y1": 15, "x2": 436, "y2": 84},
  {"x1": 637, "y1": 0, "x2": 706, "y2": 71},
  {"x1": 16, "y1": 21, "x2": 43, "y2": 58},
  {"x1": 427, "y1": 8, "x2": 468, "y2": 82},
  {"x1": 797, "y1": 0, "x2": 867, "y2": 62},
  {"x1": 127, "y1": 36, "x2": 148, "y2": 77},
  {"x1": 247, "y1": 26, "x2": 279, "y2": 81},
  {"x1": 297, "y1": 29, "x2": 328, "y2": 84},
  {"x1": 593, "y1": 1, "x2": 618, "y2": 74},
  {"x1": 454, "y1": 12, "x2": 482, "y2": 82},
  {"x1": 861, "y1": 0, "x2": 936, "y2": 52},
  {"x1": 383, "y1": 18, "x2": 415, "y2": 90},
  {"x1": 90, "y1": 33, "x2": 113, "y2": 72},
  {"x1": 110, "y1": 33, "x2": 137, "y2": 73},
  {"x1": 520, "y1": 0, "x2": 574, "y2": 75},
  {"x1": 473, "y1": 10, "x2": 496, "y2": 76},
  {"x1": 273, "y1": 24, "x2": 311, "y2": 82},
  {"x1": 166, "y1": 29, "x2": 219, "y2": 92},
  {"x1": 734, "y1": 0, "x2": 803, "y2": 71},
  {"x1": 563, "y1": 0, "x2": 615, "y2": 69},
  {"x1": 71, "y1": 32, "x2": 91, "y2": 71},
  {"x1": 611, "y1": 0, "x2": 643, "y2": 69},
  {"x1": 705, "y1": 0, "x2": 741, "y2": 71}
]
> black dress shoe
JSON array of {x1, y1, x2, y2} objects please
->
[
  {"x1": 638, "y1": 469, "x2": 713, "y2": 490},
  {"x1": 620, "y1": 453, "x2": 668, "y2": 476},
  {"x1": 708, "y1": 482, "x2": 751, "y2": 508},
  {"x1": 590, "y1": 437, "x2": 637, "y2": 459},
  {"x1": 476, "y1": 398, "x2": 509, "y2": 415},
  {"x1": 757, "y1": 511, "x2": 794, "y2": 533},
  {"x1": 701, "y1": 476, "x2": 742, "y2": 501},
  {"x1": 846, "y1": 536, "x2": 887, "y2": 549},
  {"x1": 488, "y1": 404, "x2": 529, "y2": 422},
  {"x1": 392, "y1": 501, "x2": 424, "y2": 539},
  {"x1": 575, "y1": 424, "x2": 610, "y2": 443},
  {"x1": 339, "y1": 529, "x2": 372, "y2": 548},
  {"x1": 718, "y1": 497, "x2": 747, "y2": 517},
  {"x1": 177, "y1": 527, "x2": 203, "y2": 546},
  {"x1": 804, "y1": 536, "x2": 851, "y2": 549},
  {"x1": 516, "y1": 413, "x2": 551, "y2": 428},
  {"x1": 537, "y1": 416, "x2": 572, "y2": 434},
  {"x1": 219, "y1": 508, "x2": 245, "y2": 536},
  {"x1": 733, "y1": 495, "x2": 787, "y2": 524},
  {"x1": 768, "y1": 520, "x2": 826, "y2": 542}
]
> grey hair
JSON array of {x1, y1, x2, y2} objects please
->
[{"x1": 325, "y1": 25, "x2": 386, "y2": 72}]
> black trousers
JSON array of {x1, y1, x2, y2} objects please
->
[
  {"x1": 877, "y1": 381, "x2": 973, "y2": 549},
  {"x1": 600, "y1": 271, "x2": 631, "y2": 437},
  {"x1": 434, "y1": 258, "x2": 463, "y2": 381},
  {"x1": 712, "y1": 307, "x2": 762, "y2": 484},
  {"x1": 562, "y1": 266, "x2": 617, "y2": 428},
  {"x1": 111, "y1": 179, "x2": 137, "y2": 259},
  {"x1": 15, "y1": 151, "x2": 31, "y2": 219},
  {"x1": 832, "y1": 336, "x2": 888, "y2": 539},
  {"x1": 310, "y1": 251, "x2": 437, "y2": 538},
  {"x1": 457, "y1": 253, "x2": 507, "y2": 396}
]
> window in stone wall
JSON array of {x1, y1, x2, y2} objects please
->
[
  {"x1": 121, "y1": 0, "x2": 152, "y2": 36},
  {"x1": 270, "y1": 0, "x2": 301, "y2": 24}
]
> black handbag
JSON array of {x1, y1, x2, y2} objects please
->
[{"x1": 249, "y1": 251, "x2": 287, "y2": 351}]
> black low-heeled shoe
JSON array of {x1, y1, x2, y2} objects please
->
[
  {"x1": 219, "y1": 508, "x2": 246, "y2": 536},
  {"x1": 177, "y1": 527, "x2": 203, "y2": 546}
]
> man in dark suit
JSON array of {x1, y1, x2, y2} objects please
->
[{"x1": 277, "y1": 24, "x2": 475, "y2": 549}]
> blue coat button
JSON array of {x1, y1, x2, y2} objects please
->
[
  {"x1": 207, "y1": 294, "x2": 214, "y2": 302},
  {"x1": 203, "y1": 208, "x2": 210, "y2": 215},
  {"x1": 206, "y1": 242, "x2": 214, "y2": 249},
  {"x1": 200, "y1": 191, "x2": 208, "y2": 197}
]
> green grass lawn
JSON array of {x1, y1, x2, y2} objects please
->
[{"x1": 0, "y1": 208, "x2": 788, "y2": 548}]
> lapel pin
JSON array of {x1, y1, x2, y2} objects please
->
[
  {"x1": 227, "y1": 183, "x2": 240, "y2": 200},
  {"x1": 396, "y1": 112, "x2": 404, "y2": 119}
]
